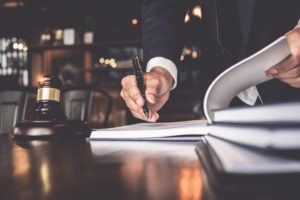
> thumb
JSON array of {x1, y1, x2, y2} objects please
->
[
  {"x1": 146, "y1": 93, "x2": 156, "y2": 104},
  {"x1": 145, "y1": 86, "x2": 158, "y2": 104}
]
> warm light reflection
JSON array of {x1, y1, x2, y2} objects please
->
[
  {"x1": 192, "y1": 6, "x2": 202, "y2": 19},
  {"x1": 38, "y1": 77, "x2": 45, "y2": 85},
  {"x1": 2, "y1": 1, "x2": 25, "y2": 8},
  {"x1": 41, "y1": 34, "x2": 51, "y2": 41},
  {"x1": 192, "y1": 50, "x2": 198, "y2": 59},
  {"x1": 12, "y1": 146, "x2": 30, "y2": 176},
  {"x1": 121, "y1": 157, "x2": 145, "y2": 199},
  {"x1": 111, "y1": 63, "x2": 117, "y2": 68},
  {"x1": 131, "y1": 18, "x2": 138, "y2": 25},
  {"x1": 99, "y1": 57, "x2": 117, "y2": 68},
  {"x1": 184, "y1": 13, "x2": 190, "y2": 23},
  {"x1": 99, "y1": 57, "x2": 105, "y2": 64},
  {"x1": 180, "y1": 54, "x2": 184, "y2": 61},
  {"x1": 120, "y1": 155, "x2": 202, "y2": 200},
  {"x1": 18, "y1": 43, "x2": 24, "y2": 50},
  {"x1": 40, "y1": 161, "x2": 51, "y2": 194},
  {"x1": 104, "y1": 59, "x2": 110, "y2": 65},
  {"x1": 178, "y1": 165, "x2": 203, "y2": 200},
  {"x1": 185, "y1": 48, "x2": 191, "y2": 55},
  {"x1": 55, "y1": 29, "x2": 63, "y2": 40},
  {"x1": 8, "y1": 67, "x2": 12, "y2": 74},
  {"x1": 13, "y1": 42, "x2": 18, "y2": 50}
]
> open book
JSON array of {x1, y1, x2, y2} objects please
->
[{"x1": 89, "y1": 36, "x2": 290, "y2": 140}]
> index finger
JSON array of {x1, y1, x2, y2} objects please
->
[
  {"x1": 128, "y1": 86, "x2": 144, "y2": 107},
  {"x1": 121, "y1": 75, "x2": 137, "y2": 90},
  {"x1": 121, "y1": 75, "x2": 144, "y2": 107}
]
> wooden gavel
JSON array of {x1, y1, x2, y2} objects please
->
[{"x1": 12, "y1": 75, "x2": 90, "y2": 139}]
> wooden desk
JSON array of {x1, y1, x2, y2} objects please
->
[
  {"x1": 0, "y1": 135, "x2": 204, "y2": 200},
  {"x1": 0, "y1": 134, "x2": 298, "y2": 200}
]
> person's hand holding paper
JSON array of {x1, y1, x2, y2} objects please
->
[{"x1": 266, "y1": 23, "x2": 300, "y2": 87}]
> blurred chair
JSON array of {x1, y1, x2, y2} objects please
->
[
  {"x1": 63, "y1": 86, "x2": 112, "y2": 128},
  {"x1": 0, "y1": 89, "x2": 29, "y2": 134}
]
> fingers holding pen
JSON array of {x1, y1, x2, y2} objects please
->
[
  {"x1": 121, "y1": 75, "x2": 157, "y2": 121},
  {"x1": 120, "y1": 67, "x2": 172, "y2": 122},
  {"x1": 120, "y1": 90, "x2": 139, "y2": 112},
  {"x1": 121, "y1": 76, "x2": 143, "y2": 114},
  {"x1": 121, "y1": 75, "x2": 143, "y2": 105},
  {"x1": 120, "y1": 87, "x2": 146, "y2": 116},
  {"x1": 131, "y1": 110, "x2": 159, "y2": 122}
]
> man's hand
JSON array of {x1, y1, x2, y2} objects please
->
[
  {"x1": 266, "y1": 23, "x2": 300, "y2": 87},
  {"x1": 120, "y1": 67, "x2": 173, "y2": 122}
]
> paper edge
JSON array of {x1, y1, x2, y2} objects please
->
[{"x1": 203, "y1": 36, "x2": 289, "y2": 123}]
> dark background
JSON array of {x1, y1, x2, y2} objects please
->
[
  {"x1": 0, "y1": 0, "x2": 204, "y2": 43},
  {"x1": 0, "y1": 0, "x2": 208, "y2": 126}
]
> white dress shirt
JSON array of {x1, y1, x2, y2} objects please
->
[{"x1": 146, "y1": 57, "x2": 178, "y2": 90}]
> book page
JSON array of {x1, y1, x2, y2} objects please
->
[
  {"x1": 204, "y1": 36, "x2": 290, "y2": 123},
  {"x1": 89, "y1": 120, "x2": 208, "y2": 140}
]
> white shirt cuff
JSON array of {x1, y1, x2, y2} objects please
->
[{"x1": 146, "y1": 57, "x2": 178, "y2": 90}]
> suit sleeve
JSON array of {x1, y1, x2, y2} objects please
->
[{"x1": 142, "y1": 0, "x2": 188, "y2": 87}]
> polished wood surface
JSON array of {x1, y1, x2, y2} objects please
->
[
  {"x1": 0, "y1": 135, "x2": 205, "y2": 200},
  {"x1": 0, "y1": 134, "x2": 298, "y2": 200},
  {"x1": 12, "y1": 120, "x2": 90, "y2": 138}
]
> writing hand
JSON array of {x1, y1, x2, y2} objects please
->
[{"x1": 120, "y1": 67, "x2": 173, "y2": 122}]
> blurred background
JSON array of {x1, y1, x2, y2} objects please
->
[{"x1": 0, "y1": 0, "x2": 207, "y2": 128}]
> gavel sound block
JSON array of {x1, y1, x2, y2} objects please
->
[{"x1": 12, "y1": 75, "x2": 91, "y2": 138}]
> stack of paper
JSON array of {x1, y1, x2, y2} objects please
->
[
  {"x1": 88, "y1": 120, "x2": 208, "y2": 141},
  {"x1": 200, "y1": 136, "x2": 300, "y2": 174}
]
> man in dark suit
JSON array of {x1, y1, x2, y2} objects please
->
[{"x1": 121, "y1": 0, "x2": 300, "y2": 122}]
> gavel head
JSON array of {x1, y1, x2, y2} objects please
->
[
  {"x1": 38, "y1": 75, "x2": 62, "y2": 89},
  {"x1": 37, "y1": 75, "x2": 62, "y2": 103},
  {"x1": 34, "y1": 75, "x2": 66, "y2": 121}
]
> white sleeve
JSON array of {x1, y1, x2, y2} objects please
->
[{"x1": 146, "y1": 57, "x2": 178, "y2": 90}]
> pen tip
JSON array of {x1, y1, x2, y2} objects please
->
[{"x1": 144, "y1": 111, "x2": 149, "y2": 119}]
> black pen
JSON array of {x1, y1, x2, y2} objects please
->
[{"x1": 132, "y1": 56, "x2": 149, "y2": 118}]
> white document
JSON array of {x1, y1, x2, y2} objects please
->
[
  {"x1": 204, "y1": 136, "x2": 300, "y2": 174},
  {"x1": 204, "y1": 36, "x2": 290, "y2": 123},
  {"x1": 90, "y1": 120, "x2": 208, "y2": 140}
]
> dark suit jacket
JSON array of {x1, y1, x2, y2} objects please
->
[{"x1": 142, "y1": 0, "x2": 300, "y2": 103}]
